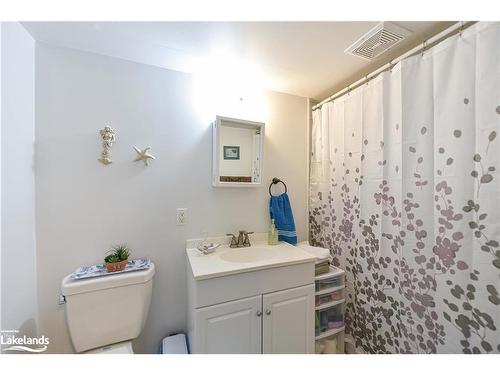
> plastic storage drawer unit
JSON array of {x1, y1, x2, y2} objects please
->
[
  {"x1": 315, "y1": 303, "x2": 344, "y2": 336},
  {"x1": 315, "y1": 331, "x2": 345, "y2": 354},
  {"x1": 315, "y1": 274, "x2": 344, "y2": 292},
  {"x1": 315, "y1": 289, "x2": 344, "y2": 307}
]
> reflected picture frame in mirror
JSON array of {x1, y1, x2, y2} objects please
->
[{"x1": 223, "y1": 146, "x2": 240, "y2": 160}]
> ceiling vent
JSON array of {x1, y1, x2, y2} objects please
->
[{"x1": 345, "y1": 22, "x2": 412, "y2": 61}]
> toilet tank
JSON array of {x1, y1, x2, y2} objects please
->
[{"x1": 61, "y1": 263, "x2": 155, "y2": 352}]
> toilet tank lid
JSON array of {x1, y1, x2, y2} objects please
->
[{"x1": 61, "y1": 263, "x2": 155, "y2": 296}]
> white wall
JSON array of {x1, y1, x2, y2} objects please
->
[
  {"x1": 0, "y1": 21, "x2": 2, "y2": 334},
  {"x1": 0, "y1": 22, "x2": 38, "y2": 338},
  {"x1": 35, "y1": 43, "x2": 309, "y2": 353}
]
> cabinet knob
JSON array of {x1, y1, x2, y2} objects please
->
[
  {"x1": 256, "y1": 311, "x2": 262, "y2": 317},
  {"x1": 265, "y1": 309, "x2": 271, "y2": 316}
]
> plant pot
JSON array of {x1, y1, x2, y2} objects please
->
[{"x1": 105, "y1": 259, "x2": 128, "y2": 272}]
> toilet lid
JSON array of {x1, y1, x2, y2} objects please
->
[{"x1": 62, "y1": 263, "x2": 155, "y2": 296}]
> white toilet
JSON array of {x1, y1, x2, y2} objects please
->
[{"x1": 61, "y1": 263, "x2": 155, "y2": 353}]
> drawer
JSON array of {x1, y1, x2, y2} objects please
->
[
  {"x1": 315, "y1": 289, "x2": 344, "y2": 307},
  {"x1": 189, "y1": 261, "x2": 314, "y2": 308},
  {"x1": 315, "y1": 303, "x2": 344, "y2": 336},
  {"x1": 315, "y1": 273, "x2": 344, "y2": 292},
  {"x1": 315, "y1": 331, "x2": 345, "y2": 354}
]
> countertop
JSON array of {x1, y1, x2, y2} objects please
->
[{"x1": 186, "y1": 234, "x2": 316, "y2": 281}]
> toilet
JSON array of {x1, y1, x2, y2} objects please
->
[{"x1": 61, "y1": 263, "x2": 155, "y2": 353}]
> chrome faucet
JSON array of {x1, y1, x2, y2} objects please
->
[{"x1": 226, "y1": 230, "x2": 254, "y2": 248}]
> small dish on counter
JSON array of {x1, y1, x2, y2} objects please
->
[{"x1": 197, "y1": 242, "x2": 221, "y2": 255}]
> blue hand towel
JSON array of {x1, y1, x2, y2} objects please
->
[{"x1": 270, "y1": 193, "x2": 297, "y2": 245}]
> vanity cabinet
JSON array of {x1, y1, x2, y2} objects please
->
[
  {"x1": 186, "y1": 237, "x2": 317, "y2": 354},
  {"x1": 193, "y1": 285, "x2": 314, "y2": 354}
]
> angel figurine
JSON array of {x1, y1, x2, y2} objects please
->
[{"x1": 98, "y1": 126, "x2": 115, "y2": 165}]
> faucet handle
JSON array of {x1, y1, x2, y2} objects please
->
[
  {"x1": 243, "y1": 231, "x2": 254, "y2": 247},
  {"x1": 226, "y1": 233, "x2": 238, "y2": 248}
]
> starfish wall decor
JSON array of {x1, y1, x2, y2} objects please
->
[{"x1": 133, "y1": 146, "x2": 156, "y2": 166}]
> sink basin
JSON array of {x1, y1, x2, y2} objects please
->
[
  {"x1": 186, "y1": 235, "x2": 316, "y2": 280},
  {"x1": 220, "y1": 247, "x2": 279, "y2": 263}
]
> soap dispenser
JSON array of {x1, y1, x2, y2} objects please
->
[{"x1": 268, "y1": 219, "x2": 279, "y2": 245}]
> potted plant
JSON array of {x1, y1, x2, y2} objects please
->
[{"x1": 104, "y1": 244, "x2": 131, "y2": 272}]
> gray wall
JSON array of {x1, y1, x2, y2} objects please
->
[
  {"x1": 34, "y1": 43, "x2": 309, "y2": 353},
  {"x1": 1, "y1": 22, "x2": 38, "y2": 339}
]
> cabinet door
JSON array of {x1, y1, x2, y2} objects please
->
[
  {"x1": 194, "y1": 295, "x2": 262, "y2": 354},
  {"x1": 262, "y1": 284, "x2": 315, "y2": 354}
]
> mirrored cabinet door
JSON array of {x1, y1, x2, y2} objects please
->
[{"x1": 212, "y1": 116, "x2": 265, "y2": 187}]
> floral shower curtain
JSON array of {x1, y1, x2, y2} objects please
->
[{"x1": 310, "y1": 22, "x2": 500, "y2": 354}]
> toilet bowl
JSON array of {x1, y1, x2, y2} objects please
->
[
  {"x1": 86, "y1": 341, "x2": 134, "y2": 354},
  {"x1": 61, "y1": 263, "x2": 155, "y2": 353}
]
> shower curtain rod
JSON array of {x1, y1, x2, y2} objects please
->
[{"x1": 312, "y1": 21, "x2": 476, "y2": 111}]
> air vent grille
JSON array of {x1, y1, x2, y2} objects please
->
[{"x1": 345, "y1": 22, "x2": 411, "y2": 61}]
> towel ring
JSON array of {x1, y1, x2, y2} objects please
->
[{"x1": 269, "y1": 177, "x2": 287, "y2": 196}]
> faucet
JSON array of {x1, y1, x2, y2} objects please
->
[{"x1": 226, "y1": 230, "x2": 254, "y2": 248}]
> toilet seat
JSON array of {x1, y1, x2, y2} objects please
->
[{"x1": 86, "y1": 341, "x2": 134, "y2": 354}]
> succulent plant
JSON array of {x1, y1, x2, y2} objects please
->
[{"x1": 104, "y1": 244, "x2": 131, "y2": 263}]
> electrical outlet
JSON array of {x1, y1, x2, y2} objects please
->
[{"x1": 176, "y1": 208, "x2": 188, "y2": 225}]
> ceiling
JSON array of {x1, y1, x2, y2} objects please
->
[{"x1": 23, "y1": 21, "x2": 454, "y2": 100}]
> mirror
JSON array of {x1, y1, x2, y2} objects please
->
[{"x1": 212, "y1": 116, "x2": 265, "y2": 187}]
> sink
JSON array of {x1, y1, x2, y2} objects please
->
[
  {"x1": 220, "y1": 247, "x2": 280, "y2": 263},
  {"x1": 186, "y1": 234, "x2": 317, "y2": 280}
]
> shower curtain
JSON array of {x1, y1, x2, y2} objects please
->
[{"x1": 310, "y1": 22, "x2": 500, "y2": 354}]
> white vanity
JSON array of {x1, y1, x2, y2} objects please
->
[{"x1": 186, "y1": 234, "x2": 316, "y2": 354}]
